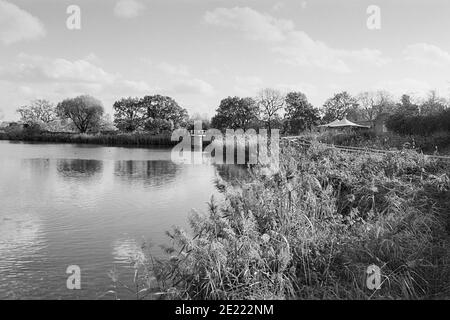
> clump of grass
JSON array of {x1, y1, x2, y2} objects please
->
[
  {"x1": 111, "y1": 141, "x2": 450, "y2": 300},
  {"x1": 0, "y1": 131, "x2": 177, "y2": 147},
  {"x1": 317, "y1": 130, "x2": 450, "y2": 155}
]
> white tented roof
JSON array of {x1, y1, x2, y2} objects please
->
[{"x1": 319, "y1": 118, "x2": 370, "y2": 128}]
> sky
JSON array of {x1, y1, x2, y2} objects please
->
[{"x1": 1, "y1": 0, "x2": 450, "y2": 120}]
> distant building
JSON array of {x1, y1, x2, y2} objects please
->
[{"x1": 319, "y1": 118, "x2": 370, "y2": 131}]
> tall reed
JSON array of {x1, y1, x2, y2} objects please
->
[{"x1": 108, "y1": 141, "x2": 450, "y2": 300}]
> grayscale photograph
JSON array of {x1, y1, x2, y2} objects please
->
[{"x1": 0, "y1": 0, "x2": 449, "y2": 308}]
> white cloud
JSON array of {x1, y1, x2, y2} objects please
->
[
  {"x1": 0, "y1": 54, "x2": 152, "y2": 104},
  {"x1": 142, "y1": 58, "x2": 214, "y2": 95},
  {"x1": 84, "y1": 53, "x2": 102, "y2": 64},
  {"x1": 233, "y1": 77, "x2": 318, "y2": 99},
  {"x1": 157, "y1": 62, "x2": 190, "y2": 77},
  {"x1": 204, "y1": 7, "x2": 294, "y2": 42},
  {"x1": 373, "y1": 78, "x2": 432, "y2": 98},
  {"x1": 404, "y1": 43, "x2": 450, "y2": 67},
  {"x1": 114, "y1": 0, "x2": 145, "y2": 19},
  {"x1": 3, "y1": 54, "x2": 117, "y2": 84},
  {"x1": 234, "y1": 76, "x2": 263, "y2": 96},
  {"x1": 172, "y1": 78, "x2": 215, "y2": 95},
  {"x1": 276, "y1": 82, "x2": 317, "y2": 97},
  {"x1": 272, "y1": 2, "x2": 285, "y2": 11},
  {"x1": 205, "y1": 7, "x2": 389, "y2": 73},
  {"x1": 122, "y1": 80, "x2": 151, "y2": 92},
  {"x1": 0, "y1": 0, "x2": 45, "y2": 45}
]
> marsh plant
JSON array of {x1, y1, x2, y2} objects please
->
[{"x1": 108, "y1": 141, "x2": 450, "y2": 300}]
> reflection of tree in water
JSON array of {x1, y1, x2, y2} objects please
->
[
  {"x1": 22, "y1": 159, "x2": 50, "y2": 170},
  {"x1": 214, "y1": 164, "x2": 251, "y2": 191},
  {"x1": 114, "y1": 161, "x2": 180, "y2": 187},
  {"x1": 56, "y1": 159, "x2": 103, "y2": 178},
  {"x1": 21, "y1": 159, "x2": 50, "y2": 176}
]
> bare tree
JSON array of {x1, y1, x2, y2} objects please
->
[
  {"x1": 257, "y1": 88, "x2": 285, "y2": 131},
  {"x1": 357, "y1": 90, "x2": 395, "y2": 121},
  {"x1": 17, "y1": 99, "x2": 57, "y2": 125}
]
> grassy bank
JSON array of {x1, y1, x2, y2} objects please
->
[
  {"x1": 0, "y1": 131, "x2": 178, "y2": 147},
  {"x1": 109, "y1": 142, "x2": 450, "y2": 300},
  {"x1": 316, "y1": 131, "x2": 450, "y2": 155}
]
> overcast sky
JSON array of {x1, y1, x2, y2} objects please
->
[{"x1": 1, "y1": 0, "x2": 450, "y2": 120}]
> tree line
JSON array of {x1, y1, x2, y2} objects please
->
[
  {"x1": 13, "y1": 89, "x2": 450, "y2": 136},
  {"x1": 385, "y1": 93, "x2": 450, "y2": 135},
  {"x1": 14, "y1": 94, "x2": 189, "y2": 134},
  {"x1": 211, "y1": 89, "x2": 450, "y2": 135}
]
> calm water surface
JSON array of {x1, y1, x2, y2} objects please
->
[{"x1": 0, "y1": 141, "x2": 234, "y2": 299}]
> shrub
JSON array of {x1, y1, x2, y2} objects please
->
[
  {"x1": 386, "y1": 109, "x2": 450, "y2": 136},
  {"x1": 317, "y1": 130, "x2": 450, "y2": 155},
  {"x1": 108, "y1": 142, "x2": 450, "y2": 300},
  {"x1": 0, "y1": 131, "x2": 176, "y2": 147}
]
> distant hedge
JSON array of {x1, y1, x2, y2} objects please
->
[{"x1": 386, "y1": 109, "x2": 450, "y2": 135}]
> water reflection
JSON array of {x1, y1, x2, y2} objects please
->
[
  {"x1": 0, "y1": 141, "x2": 246, "y2": 299},
  {"x1": 0, "y1": 213, "x2": 46, "y2": 299},
  {"x1": 0, "y1": 213, "x2": 43, "y2": 262},
  {"x1": 114, "y1": 161, "x2": 180, "y2": 187},
  {"x1": 112, "y1": 238, "x2": 145, "y2": 264},
  {"x1": 57, "y1": 159, "x2": 104, "y2": 178},
  {"x1": 22, "y1": 159, "x2": 51, "y2": 174}
]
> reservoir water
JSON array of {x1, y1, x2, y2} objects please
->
[{"x1": 0, "y1": 141, "x2": 232, "y2": 299}]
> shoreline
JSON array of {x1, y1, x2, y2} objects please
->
[{"x1": 0, "y1": 131, "x2": 178, "y2": 148}]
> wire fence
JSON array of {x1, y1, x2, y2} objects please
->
[{"x1": 282, "y1": 135, "x2": 450, "y2": 161}]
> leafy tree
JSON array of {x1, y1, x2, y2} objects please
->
[
  {"x1": 257, "y1": 88, "x2": 285, "y2": 131},
  {"x1": 47, "y1": 119, "x2": 77, "y2": 132},
  {"x1": 113, "y1": 95, "x2": 188, "y2": 133},
  {"x1": 187, "y1": 113, "x2": 211, "y2": 131},
  {"x1": 140, "y1": 95, "x2": 188, "y2": 132},
  {"x1": 284, "y1": 92, "x2": 320, "y2": 134},
  {"x1": 211, "y1": 96, "x2": 259, "y2": 130},
  {"x1": 386, "y1": 93, "x2": 449, "y2": 135},
  {"x1": 322, "y1": 91, "x2": 359, "y2": 123},
  {"x1": 56, "y1": 95, "x2": 104, "y2": 133},
  {"x1": 386, "y1": 108, "x2": 450, "y2": 136},
  {"x1": 113, "y1": 97, "x2": 146, "y2": 132},
  {"x1": 98, "y1": 113, "x2": 117, "y2": 132},
  {"x1": 420, "y1": 91, "x2": 448, "y2": 115},
  {"x1": 144, "y1": 118, "x2": 174, "y2": 134},
  {"x1": 17, "y1": 99, "x2": 57, "y2": 125},
  {"x1": 396, "y1": 94, "x2": 420, "y2": 117}
]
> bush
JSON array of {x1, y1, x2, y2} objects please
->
[
  {"x1": 386, "y1": 109, "x2": 450, "y2": 136},
  {"x1": 108, "y1": 143, "x2": 450, "y2": 300},
  {"x1": 317, "y1": 130, "x2": 450, "y2": 155},
  {"x1": 0, "y1": 130, "x2": 177, "y2": 147}
]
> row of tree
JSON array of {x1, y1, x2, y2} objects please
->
[
  {"x1": 211, "y1": 89, "x2": 450, "y2": 135},
  {"x1": 386, "y1": 94, "x2": 450, "y2": 135},
  {"x1": 17, "y1": 96, "x2": 108, "y2": 133},
  {"x1": 15, "y1": 94, "x2": 189, "y2": 134},
  {"x1": 210, "y1": 90, "x2": 321, "y2": 134},
  {"x1": 15, "y1": 89, "x2": 449, "y2": 135},
  {"x1": 112, "y1": 95, "x2": 188, "y2": 133}
]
